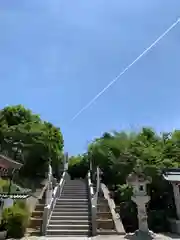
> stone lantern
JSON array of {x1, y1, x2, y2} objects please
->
[{"x1": 127, "y1": 171, "x2": 154, "y2": 239}]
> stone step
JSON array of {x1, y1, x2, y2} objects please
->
[
  {"x1": 97, "y1": 203, "x2": 110, "y2": 207},
  {"x1": 63, "y1": 188, "x2": 87, "y2": 190},
  {"x1": 64, "y1": 190, "x2": 87, "y2": 192},
  {"x1": 62, "y1": 191, "x2": 88, "y2": 194},
  {"x1": 63, "y1": 185, "x2": 87, "y2": 187},
  {"x1": 64, "y1": 185, "x2": 87, "y2": 187},
  {"x1": 97, "y1": 205, "x2": 110, "y2": 212},
  {"x1": 35, "y1": 204, "x2": 45, "y2": 211},
  {"x1": 61, "y1": 192, "x2": 88, "y2": 195},
  {"x1": 60, "y1": 196, "x2": 88, "y2": 199},
  {"x1": 46, "y1": 229, "x2": 90, "y2": 236},
  {"x1": 69, "y1": 182, "x2": 87, "y2": 184},
  {"x1": 63, "y1": 190, "x2": 87, "y2": 192},
  {"x1": 48, "y1": 224, "x2": 89, "y2": 230},
  {"x1": 61, "y1": 193, "x2": 88, "y2": 199},
  {"x1": 61, "y1": 193, "x2": 88, "y2": 196},
  {"x1": 97, "y1": 208, "x2": 110, "y2": 213},
  {"x1": 27, "y1": 228, "x2": 41, "y2": 236},
  {"x1": 49, "y1": 220, "x2": 89, "y2": 225},
  {"x1": 46, "y1": 235, "x2": 90, "y2": 237},
  {"x1": 51, "y1": 211, "x2": 89, "y2": 216},
  {"x1": 64, "y1": 184, "x2": 88, "y2": 189},
  {"x1": 28, "y1": 218, "x2": 42, "y2": 228},
  {"x1": 97, "y1": 212, "x2": 112, "y2": 219},
  {"x1": 53, "y1": 208, "x2": 89, "y2": 212},
  {"x1": 98, "y1": 199, "x2": 108, "y2": 204},
  {"x1": 57, "y1": 198, "x2": 88, "y2": 201},
  {"x1": 50, "y1": 215, "x2": 89, "y2": 220},
  {"x1": 54, "y1": 204, "x2": 89, "y2": 208},
  {"x1": 65, "y1": 180, "x2": 86, "y2": 183},
  {"x1": 65, "y1": 180, "x2": 86, "y2": 182},
  {"x1": 38, "y1": 198, "x2": 45, "y2": 204},
  {"x1": 56, "y1": 199, "x2": 89, "y2": 202},
  {"x1": 31, "y1": 210, "x2": 43, "y2": 218},
  {"x1": 56, "y1": 200, "x2": 88, "y2": 205},
  {"x1": 63, "y1": 187, "x2": 87, "y2": 190},
  {"x1": 97, "y1": 229, "x2": 117, "y2": 235},
  {"x1": 97, "y1": 219, "x2": 114, "y2": 229}
]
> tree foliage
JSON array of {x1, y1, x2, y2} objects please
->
[
  {"x1": 72, "y1": 127, "x2": 180, "y2": 232},
  {"x1": 0, "y1": 105, "x2": 64, "y2": 178},
  {"x1": 68, "y1": 154, "x2": 89, "y2": 179},
  {"x1": 87, "y1": 128, "x2": 180, "y2": 188}
]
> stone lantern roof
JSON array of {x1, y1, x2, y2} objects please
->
[{"x1": 127, "y1": 171, "x2": 152, "y2": 185}]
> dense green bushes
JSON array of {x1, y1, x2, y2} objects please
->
[{"x1": 1, "y1": 201, "x2": 29, "y2": 238}]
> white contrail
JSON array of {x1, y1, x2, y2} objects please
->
[{"x1": 70, "y1": 18, "x2": 180, "y2": 122}]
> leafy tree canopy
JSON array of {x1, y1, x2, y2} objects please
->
[
  {"x1": 68, "y1": 127, "x2": 180, "y2": 231},
  {"x1": 0, "y1": 105, "x2": 64, "y2": 178}
]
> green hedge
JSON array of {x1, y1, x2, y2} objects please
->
[{"x1": 1, "y1": 203, "x2": 30, "y2": 238}]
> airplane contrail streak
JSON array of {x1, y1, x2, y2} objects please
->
[{"x1": 70, "y1": 18, "x2": 180, "y2": 122}]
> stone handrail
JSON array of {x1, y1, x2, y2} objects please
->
[
  {"x1": 26, "y1": 179, "x2": 49, "y2": 213},
  {"x1": 87, "y1": 171, "x2": 97, "y2": 236},
  {"x1": 92, "y1": 166, "x2": 100, "y2": 207},
  {"x1": 38, "y1": 181, "x2": 49, "y2": 200},
  {"x1": 41, "y1": 171, "x2": 67, "y2": 235},
  {"x1": 100, "y1": 183, "x2": 125, "y2": 235},
  {"x1": 87, "y1": 166, "x2": 100, "y2": 236}
]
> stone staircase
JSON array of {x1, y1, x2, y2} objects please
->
[
  {"x1": 97, "y1": 197, "x2": 117, "y2": 235},
  {"x1": 47, "y1": 179, "x2": 91, "y2": 236},
  {"x1": 27, "y1": 197, "x2": 45, "y2": 236}
]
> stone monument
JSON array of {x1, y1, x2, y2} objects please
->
[{"x1": 126, "y1": 170, "x2": 154, "y2": 239}]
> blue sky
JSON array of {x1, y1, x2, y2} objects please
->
[{"x1": 0, "y1": 0, "x2": 180, "y2": 155}]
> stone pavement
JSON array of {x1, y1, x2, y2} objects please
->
[{"x1": 19, "y1": 233, "x2": 180, "y2": 240}]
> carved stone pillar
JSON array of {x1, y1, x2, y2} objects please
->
[
  {"x1": 172, "y1": 183, "x2": 180, "y2": 219},
  {"x1": 132, "y1": 195, "x2": 150, "y2": 233}
]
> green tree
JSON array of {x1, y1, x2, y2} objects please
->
[
  {"x1": 83, "y1": 127, "x2": 178, "y2": 231},
  {"x1": 0, "y1": 105, "x2": 64, "y2": 178},
  {"x1": 68, "y1": 154, "x2": 89, "y2": 179}
]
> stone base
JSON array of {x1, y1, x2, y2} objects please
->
[
  {"x1": 125, "y1": 230, "x2": 156, "y2": 240},
  {"x1": 168, "y1": 218, "x2": 180, "y2": 234}
]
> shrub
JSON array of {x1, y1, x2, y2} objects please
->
[
  {"x1": 68, "y1": 156, "x2": 89, "y2": 179},
  {"x1": 2, "y1": 204, "x2": 30, "y2": 238},
  {"x1": 14, "y1": 199, "x2": 29, "y2": 211},
  {"x1": 148, "y1": 209, "x2": 168, "y2": 232},
  {"x1": 0, "y1": 179, "x2": 19, "y2": 193},
  {"x1": 119, "y1": 201, "x2": 138, "y2": 233},
  {"x1": 114, "y1": 184, "x2": 133, "y2": 203}
]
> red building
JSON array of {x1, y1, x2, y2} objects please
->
[{"x1": 0, "y1": 154, "x2": 22, "y2": 177}]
